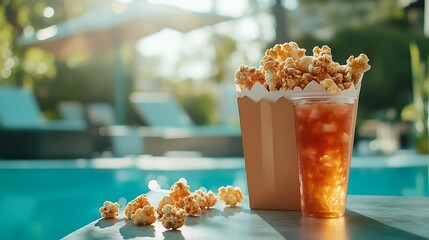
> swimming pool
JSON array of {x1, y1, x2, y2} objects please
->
[
  {"x1": 0, "y1": 157, "x2": 246, "y2": 239},
  {"x1": 0, "y1": 154, "x2": 428, "y2": 240}
]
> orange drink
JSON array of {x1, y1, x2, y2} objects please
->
[{"x1": 293, "y1": 95, "x2": 356, "y2": 218}]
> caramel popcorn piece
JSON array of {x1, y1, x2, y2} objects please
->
[
  {"x1": 194, "y1": 189, "x2": 217, "y2": 209},
  {"x1": 218, "y1": 186, "x2": 244, "y2": 207},
  {"x1": 99, "y1": 201, "x2": 120, "y2": 219},
  {"x1": 261, "y1": 50, "x2": 283, "y2": 91},
  {"x1": 299, "y1": 56, "x2": 313, "y2": 73},
  {"x1": 260, "y1": 42, "x2": 307, "y2": 91},
  {"x1": 234, "y1": 65, "x2": 265, "y2": 90},
  {"x1": 182, "y1": 195, "x2": 202, "y2": 216},
  {"x1": 311, "y1": 45, "x2": 333, "y2": 77},
  {"x1": 160, "y1": 204, "x2": 186, "y2": 230},
  {"x1": 124, "y1": 194, "x2": 151, "y2": 219},
  {"x1": 205, "y1": 190, "x2": 217, "y2": 208},
  {"x1": 131, "y1": 205, "x2": 156, "y2": 225},
  {"x1": 282, "y1": 42, "x2": 306, "y2": 60},
  {"x1": 157, "y1": 195, "x2": 175, "y2": 218},
  {"x1": 346, "y1": 54, "x2": 371, "y2": 85},
  {"x1": 194, "y1": 190, "x2": 208, "y2": 209},
  {"x1": 264, "y1": 65, "x2": 282, "y2": 91},
  {"x1": 320, "y1": 79, "x2": 341, "y2": 94},
  {"x1": 169, "y1": 180, "x2": 191, "y2": 208}
]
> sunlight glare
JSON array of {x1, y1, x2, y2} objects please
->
[
  {"x1": 36, "y1": 25, "x2": 58, "y2": 40},
  {"x1": 4, "y1": 58, "x2": 15, "y2": 69},
  {"x1": 137, "y1": 29, "x2": 182, "y2": 56},
  {"x1": 36, "y1": 63, "x2": 48, "y2": 74},
  {"x1": 1, "y1": 69, "x2": 11, "y2": 79},
  {"x1": 43, "y1": 7, "x2": 55, "y2": 18},
  {"x1": 148, "y1": 179, "x2": 161, "y2": 190},
  {"x1": 23, "y1": 26, "x2": 34, "y2": 37},
  {"x1": 283, "y1": 0, "x2": 298, "y2": 10},
  {"x1": 184, "y1": 30, "x2": 212, "y2": 55},
  {"x1": 178, "y1": 60, "x2": 211, "y2": 80},
  {"x1": 137, "y1": 29, "x2": 183, "y2": 79},
  {"x1": 234, "y1": 17, "x2": 261, "y2": 41},
  {"x1": 148, "y1": 0, "x2": 213, "y2": 13},
  {"x1": 217, "y1": 0, "x2": 248, "y2": 17}
]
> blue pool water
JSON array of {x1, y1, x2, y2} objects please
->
[{"x1": 0, "y1": 154, "x2": 428, "y2": 240}]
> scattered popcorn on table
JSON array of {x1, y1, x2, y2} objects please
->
[
  {"x1": 124, "y1": 194, "x2": 151, "y2": 219},
  {"x1": 131, "y1": 205, "x2": 156, "y2": 225},
  {"x1": 218, "y1": 186, "x2": 244, "y2": 207},
  {"x1": 99, "y1": 201, "x2": 120, "y2": 219},
  {"x1": 182, "y1": 195, "x2": 202, "y2": 216},
  {"x1": 235, "y1": 42, "x2": 370, "y2": 92},
  {"x1": 157, "y1": 195, "x2": 175, "y2": 218},
  {"x1": 169, "y1": 180, "x2": 191, "y2": 208},
  {"x1": 160, "y1": 204, "x2": 186, "y2": 230},
  {"x1": 99, "y1": 179, "x2": 242, "y2": 231}
]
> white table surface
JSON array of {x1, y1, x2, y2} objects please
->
[{"x1": 63, "y1": 191, "x2": 429, "y2": 240}]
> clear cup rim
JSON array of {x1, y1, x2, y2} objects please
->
[{"x1": 290, "y1": 92, "x2": 357, "y2": 101}]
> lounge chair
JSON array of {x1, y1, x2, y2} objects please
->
[
  {"x1": 58, "y1": 101, "x2": 88, "y2": 129},
  {"x1": 86, "y1": 102, "x2": 116, "y2": 127},
  {"x1": 126, "y1": 91, "x2": 243, "y2": 157},
  {"x1": 129, "y1": 92, "x2": 193, "y2": 128},
  {"x1": 86, "y1": 102, "x2": 141, "y2": 156},
  {"x1": 0, "y1": 87, "x2": 92, "y2": 159}
]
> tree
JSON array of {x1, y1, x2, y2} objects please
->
[
  {"x1": 1, "y1": 0, "x2": 63, "y2": 87},
  {"x1": 271, "y1": 0, "x2": 289, "y2": 45}
]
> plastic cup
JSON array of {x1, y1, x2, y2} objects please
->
[{"x1": 292, "y1": 94, "x2": 357, "y2": 218}]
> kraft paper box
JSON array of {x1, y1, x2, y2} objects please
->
[{"x1": 236, "y1": 81, "x2": 360, "y2": 211}]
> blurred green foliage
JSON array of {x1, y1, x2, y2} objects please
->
[
  {"x1": 173, "y1": 80, "x2": 217, "y2": 125},
  {"x1": 0, "y1": 1, "x2": 57, "y2": 89},
  {"x1": 407, "y1": 42, "x2": 429, "y2": 153},
  {"x1": 179, "y1": 93, "x2": 217, "y2": 125}
]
